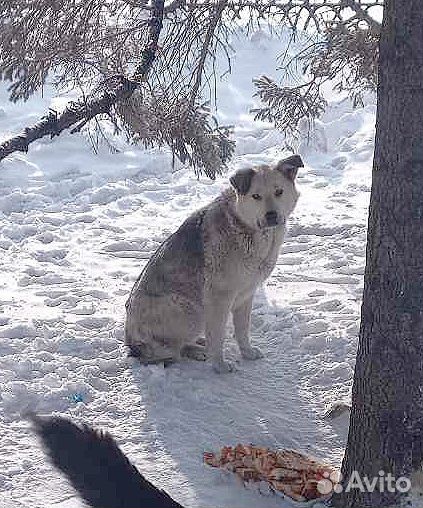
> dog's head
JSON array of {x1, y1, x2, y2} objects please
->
[{"x1": 230, "y1": 155, "x2": 302, "y2": 230}]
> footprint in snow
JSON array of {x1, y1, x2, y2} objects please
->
[{"x1": 76, "y1": 317, "x2": 114, "y2": 330}]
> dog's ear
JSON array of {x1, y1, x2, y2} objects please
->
[
  {"x1": 230, "y1": 168, "x2": 255, "y2": 195},
  {"x1": 275, "y1": 155, "x2": 304, "y2": 181}
]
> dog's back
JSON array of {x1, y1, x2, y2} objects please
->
[{"x1": 31, "y1": 415, "x2": 183, "y2": 508}]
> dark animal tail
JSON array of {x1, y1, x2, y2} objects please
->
[{"x1": 30, "y1": 414, "x2": 184, "y2": 508}]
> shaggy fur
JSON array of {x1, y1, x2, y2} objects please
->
[
  {"x1": 31, "y1": 415, "x2": 183, "y2": 508},
  {"x1": 125, "y1": 155, "x2": 303, "y2": 373}
]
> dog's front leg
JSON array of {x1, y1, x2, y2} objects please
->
[
  {"x1": 233, "y1": 296, "x2": 264, "y2": 360},
  {"x1": 205, "y1": 291, "x2": 234, "y2": 373}
]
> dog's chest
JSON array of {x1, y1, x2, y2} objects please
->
[{"x1": 238, "y1": 229, "x2": 282, "y2": 279}]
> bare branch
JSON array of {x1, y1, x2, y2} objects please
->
[
  {"x1": 189, "y1": 0, "x2": 227, "y2": 104},
  {"x1": 0, "y1": 0, "x2": 164, "y2": 162}
]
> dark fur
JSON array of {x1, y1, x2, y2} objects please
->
[
  {"x1": 127, "y1": 209, "x2": 206, "y2": 301},
  {"x1": 275, "y1": 155, "x2": 304, "y2": 181},
  {"x1": 229, "y1": 167, "x2": 255, "y2": 195},
  {"x1": 31, "y1": 415, "x2": 184, "y2": 508}
]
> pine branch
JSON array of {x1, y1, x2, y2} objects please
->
[{"x1": 0, "y1": 0, "x2": 164, "y2": 163}]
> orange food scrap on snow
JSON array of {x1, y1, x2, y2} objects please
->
[{"x1": 203, "y1": 444, "x2": 337, "y2": 502}]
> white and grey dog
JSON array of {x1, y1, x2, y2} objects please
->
[{"x1": 125, "y1": 155, "x2": 303, "y2": 373}]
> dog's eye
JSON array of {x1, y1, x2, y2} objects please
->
[
  {"x1": 275, "y1": 189, "x2": 284, "y2": 197},
  {"x1": 251, "y1": 194, "x2": 262, "y2": 200}
]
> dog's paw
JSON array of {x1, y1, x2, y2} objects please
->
[
  {"x1": 212, "y1": 359, "x2": 236, "y2": 374},
  {"x1": 240, "y1": 346, "x2": 264, "y2": 360},
  {"x1": 181, "y1": 344, "x2": 207, "y2": 361}
]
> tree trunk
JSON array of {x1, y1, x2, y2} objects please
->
[{"x1": 332, "y1": 1, "x2": 423, "y2": 507}]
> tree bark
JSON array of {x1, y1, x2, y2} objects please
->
[{"x1": 332, "y1": 0, "x2": 423, "y2": 506}]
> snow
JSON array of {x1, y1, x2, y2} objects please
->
[{"x1": 0, "y1": 30, "x2": 379, "y2": 508}]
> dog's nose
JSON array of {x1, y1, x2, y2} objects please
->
[{"x1": 265, "y1": 210, "x2": 278, "y2": 226}]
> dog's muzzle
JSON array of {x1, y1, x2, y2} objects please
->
[{"x1": 265, "y1": 210, "x2": 279, "y2": 227}]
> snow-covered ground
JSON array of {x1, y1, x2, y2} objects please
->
[{"x1": 1, "y1": 31, "x2": 376, "y2": 508}]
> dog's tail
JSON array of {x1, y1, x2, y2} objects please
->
[{"x1": 30, "y1": 414, "x2": 184, "y2": 508}]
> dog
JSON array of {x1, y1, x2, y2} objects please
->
[
  {"x1": 125, "y1": 155, "x2": 303, "y2": 373},
  {"x1": 31, "y1": 414, "x2": 183, "y2": 508}
]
